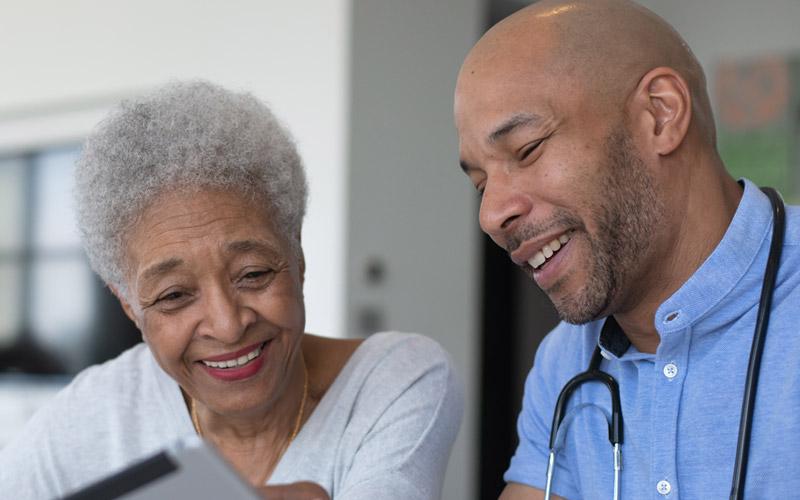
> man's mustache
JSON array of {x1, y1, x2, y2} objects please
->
[{"x1": 505, "y1": 210, "x2": 583, "y2": 255}]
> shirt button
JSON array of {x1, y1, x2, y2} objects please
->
[
  {"x1": 657, "y1": 480, "x2": 672, "y2": 495},
  {"x1": 663, "y1": 363, "x2": 679, "y2": 379}
]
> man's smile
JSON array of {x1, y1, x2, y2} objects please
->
[{"x1": 510, "y1": 229, "x2": 574, "y2": 268}]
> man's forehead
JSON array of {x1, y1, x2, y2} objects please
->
[
  {"x1": 455, "y1": 75, "x2": 557, "y2": 136},
  {"x1": 455, "y1": 48, "x2": 567, "y2": 121}
]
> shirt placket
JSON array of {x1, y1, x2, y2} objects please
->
[{"x1": 649, "y1": 310, "x2": 692, "y2": 499}]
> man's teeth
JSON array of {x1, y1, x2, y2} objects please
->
[
  {"x1": 528, "y1": 233, "x2": 571, "y2": 270},
  {"x1": 202, "y1": 344, "x2": 263, "y2": 369}
]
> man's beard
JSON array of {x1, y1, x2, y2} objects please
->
[{"x1": 546, "y1": 127, "x2": 663, "y2": 324}]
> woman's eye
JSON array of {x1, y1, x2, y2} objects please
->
[
  {"x1": 239, "y1": 270, "x2": 274, "y2": 286},
  {"x1": 151, "y1": 290, "x2": 192, "y2": 311},
  {"x1": 158, "y1": 291, "x2": 185, "y2": 303}
]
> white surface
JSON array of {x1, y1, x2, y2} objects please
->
[{"x1": 0, "y1": 0, "x2": 351, "y2": 339}]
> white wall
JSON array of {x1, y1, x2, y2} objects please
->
[
  {"x1": 0, "y1": 0, "x2": 351, "y2": 338},
  {"x1": 346, "y1": 1, "x2": 483, "y2": 499},
  {"x1": 637, "y1": 0, "x2": 800, "y2": 103}
]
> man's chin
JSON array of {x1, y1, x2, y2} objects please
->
[{"x1": 549, "y1": 289, "x2": 611, "y2": 325}]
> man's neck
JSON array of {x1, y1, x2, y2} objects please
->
[{"x1": 614, "y1": 165, "x2": 743, "y2": 354}]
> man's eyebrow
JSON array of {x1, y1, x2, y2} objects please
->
[
  {"x1": 460, "y1": 113, "x2": 543, "y2": 173},
  {"x1": 140, "y1": 258, "x2": 183, "y2": 284},
  {"x1": 489, "y1": 113, "x2": 543, "y2": 143}
]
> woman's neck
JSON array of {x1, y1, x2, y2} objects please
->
[{"x1": 190, "y1": 354, "x2": 310, "y2": 485}]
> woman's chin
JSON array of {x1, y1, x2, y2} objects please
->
[{"x1": 187, "y1": 352, "x2": 280, "y2": 417}]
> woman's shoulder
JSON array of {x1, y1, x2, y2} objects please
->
[
  {"x1": 23, "y1": 342, "x2": 156, "y2": 424},
  {"x1": 368, "y1": 330, "x2": 447, "y2": 350},
  {"x1": 22, "y1": 341, "x2": 179, "y2": 440},
  {"x1": 304, "y1": 332, "x2": 454, "y2": 396},
  {"x1": 272, "y1": 333, "x2": 462, "y2": 492},
  {"x1": 335, "y1": 332, "x2": 458, "y2": 408},
  {"x1": 65, "y1": 342, "x2": 155, "y2": 395},
  {"x1": 358, "y1": 331, "x2": 451, "y2": 364}
]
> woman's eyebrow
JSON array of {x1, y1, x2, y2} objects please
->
[
  {"x1": 225, "y1": 240, "x2": 280, "y2": 257},
  {"x1": 139, "y1": 257, "x2": 184, "y2": 284}
]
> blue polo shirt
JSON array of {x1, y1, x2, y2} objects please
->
[{"x1": 505, "y1": 179, "x2": 800, "y2": 499}]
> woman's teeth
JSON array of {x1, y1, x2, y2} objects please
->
[
  {"x1": 528, "y1": 233, "x2": 571, "y2": 270},
  {"x1": 202, "y1": 344, "x2": 263, "y2": 369}
]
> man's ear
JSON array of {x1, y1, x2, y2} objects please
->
[
  {"x1": 109, "y1": 284, "x2": 140, "y2": 330},
  {"x1": 630, "y1": 66, "x2": 692, "y2": 156}
]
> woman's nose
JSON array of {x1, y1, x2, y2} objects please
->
[{"x1": 198, "y1": 287, "x2": 257, "y2": 343}]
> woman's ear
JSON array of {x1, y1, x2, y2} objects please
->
[
  {"x1": 630, "y1": 66, "x2": 692, "y2": 156},
  {"x1": 292, "y1": 233, "x2": 305, "y2": 285},
  {"x1": 109, "y1": 284, "x2": 140, "y2": 330},
  {"x1": 298, "y1": 248, "x2": 306, "y2": 285}
]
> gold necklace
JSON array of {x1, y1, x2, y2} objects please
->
[{"x1": 190, "y1": 362, "x2": 309, "y2": 444}]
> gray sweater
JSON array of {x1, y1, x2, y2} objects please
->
[{"x1": 0, "y1": 332, "x2": 463, "y2": 499}]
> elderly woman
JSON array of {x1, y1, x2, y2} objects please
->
[{"x1": 0, "y1": 82, "x2": 462, "y2": 499}]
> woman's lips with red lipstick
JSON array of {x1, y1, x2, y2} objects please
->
[{"x1": 198, "y1": 341, "x2": 269, "y2": 381}]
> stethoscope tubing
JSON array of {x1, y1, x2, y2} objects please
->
[{"x1": 729, "y1": 187, "x2": 785, "y2": 500}]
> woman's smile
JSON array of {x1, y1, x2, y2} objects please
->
[{"x1": 198, "y1": 340, "x2": 270, "y2": 382}]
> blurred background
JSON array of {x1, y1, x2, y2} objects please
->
[{"x1": 0, "y1": 1, "x2": 798, "y2": 499}]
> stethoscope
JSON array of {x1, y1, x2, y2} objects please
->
[{"x1": 544, "y1": 187, "x2": 786, "y2": 500}]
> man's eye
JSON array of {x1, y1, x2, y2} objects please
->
[{"x1": 520, "y1": 140, "x2": 543, "y2": 160}]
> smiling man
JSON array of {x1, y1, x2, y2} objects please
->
[{"x1": 455, "y1": 0, "x2": 800, "y2": 498}]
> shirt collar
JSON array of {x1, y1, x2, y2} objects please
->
[
  {"x1": 655, "y1": 179, "x2": 773, "y2": 335},
  {"x1": 598, "y1": 316, "x2": 630, "y2": 358},
  {"x1": 597, "y1": 316, "x2": 653, "y2": 361}
]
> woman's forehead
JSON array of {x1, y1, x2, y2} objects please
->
[{"x1": 126, "y1": 190, "x2": 287, "y2": 275}]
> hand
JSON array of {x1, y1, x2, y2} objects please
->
[{"x1": 258, "y1": 481, "x2": 330, "y2": 500}]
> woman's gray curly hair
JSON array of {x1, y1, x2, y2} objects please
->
[{"x1": 74, "y1": 81, "x2": 308, "y2": 297}]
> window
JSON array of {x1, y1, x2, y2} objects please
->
[{"x1": 0, "y1": 147, "x2": 139, "y2": 375}]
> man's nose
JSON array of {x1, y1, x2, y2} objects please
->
[
  {"x1": 478, "y1": 173, "x2": 532, "y2": 243},
  {"x1": 198, "y1": 286, "x2": 256, "y2": 344}
]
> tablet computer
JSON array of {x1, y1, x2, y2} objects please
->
[{"x1": 62, "y1": 435, "x2": 261, "y2": 500}]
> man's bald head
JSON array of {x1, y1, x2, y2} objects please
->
[
  {"x1": 455, "y1": 0, "x2": 743, "y2": 336},
  {"x1": 456, "y1": 0, "x2": 714, "y2": 142}
]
